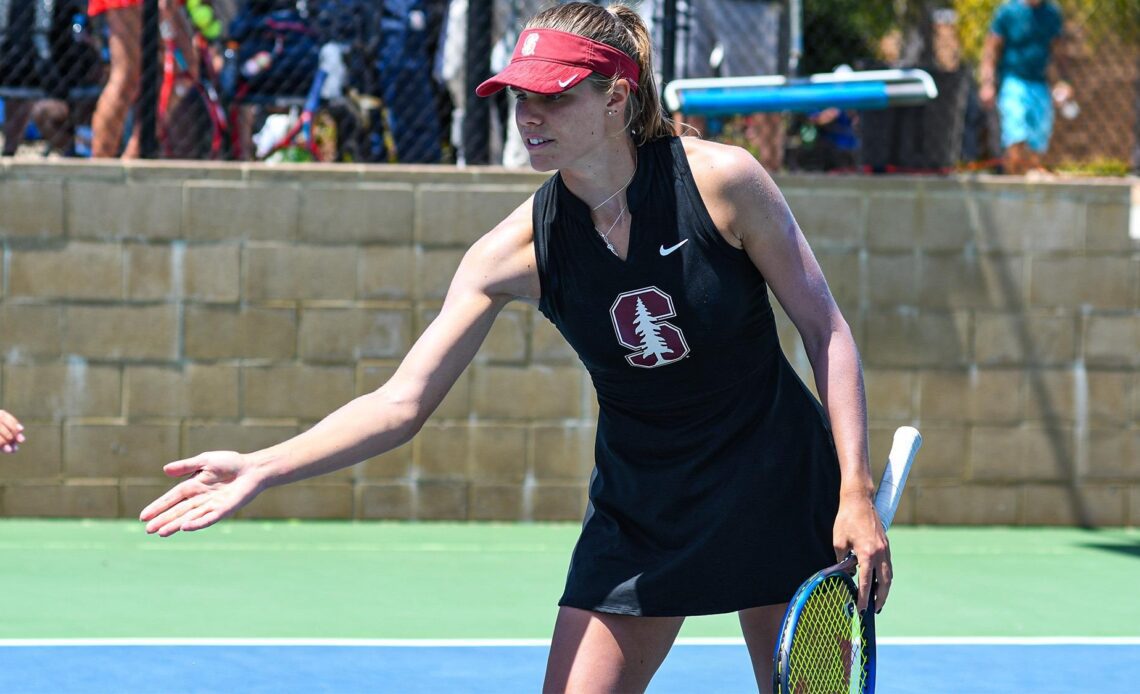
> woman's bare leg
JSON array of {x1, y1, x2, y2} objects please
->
[
  {"x1": 739, "y1": 603, "x2": 787, "y2": 690},
  {"x1": 92, "y1": 5, "x2": 143, "y2": 157},
  {"x1": 544, "y1": 606, "x2": 683, "y2": 693}
]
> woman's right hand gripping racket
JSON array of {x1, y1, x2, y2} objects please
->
[{"x1": 772, "y1": 426, "x2": 922, "y2": 694}]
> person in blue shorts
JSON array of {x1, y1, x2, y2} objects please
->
[
  {"x1": 140, "y1": 3, "x2": 889, "y2": 690},
  {"x1": 979, "y1": 0, "x2": 1071, "y2": 174}
]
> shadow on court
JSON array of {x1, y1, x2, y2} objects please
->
[{"x1": 1079, "y1": 541, "x2": 1140, "y2": 561}]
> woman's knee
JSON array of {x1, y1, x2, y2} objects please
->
[{"x1": 544, "y1": 607, "x2": 683, "y2": 693}]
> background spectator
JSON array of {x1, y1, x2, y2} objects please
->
[
  {"x1": 88, "y1": 0, "x2": 144, "y2": 157},
  {"x1": 978, "y1": 0, "x2": 1071, "y2": 175}
]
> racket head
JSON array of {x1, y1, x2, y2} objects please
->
[{"x1": 773, "y1": 556, "x2": 871, "y2": 694}]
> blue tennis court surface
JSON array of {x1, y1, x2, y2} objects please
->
[{"x1": 2, "y1": 639, "x2": 1137, "y2": 693}]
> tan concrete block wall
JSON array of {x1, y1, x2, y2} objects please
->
[
  {"x1": 1, "y1": 159, "x2": 1137, "y2": 525},
  {"x1": 0, "y1": 178, "x2": 65, "y2": 238},
  {"x1": 9, "y1": 242, "x2": 123, "y2": 300}
]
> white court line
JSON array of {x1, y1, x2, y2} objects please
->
[{"x1": 1, "y1": 637, "x2": 1139, "y2": 648}]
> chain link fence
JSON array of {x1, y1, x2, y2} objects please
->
[{"x1": 1, "y1": 0, "x2": 1136, "y2": 173}]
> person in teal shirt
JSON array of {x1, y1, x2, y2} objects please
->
[{"x1": 978, "y1": 0, "x2": 1071, "y2": 174}]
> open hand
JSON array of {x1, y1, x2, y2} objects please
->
[{"x1": 140, "y1": 451, "x2": 264, "y2": 536}]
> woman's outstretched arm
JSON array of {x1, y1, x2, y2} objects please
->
[{"x1": 141, "y1": 203, "x2": 540, "y2": 535}]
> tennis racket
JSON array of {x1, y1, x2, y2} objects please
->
[{"x1": 772, "y1": 425, "x2": 922, "y2": 694}]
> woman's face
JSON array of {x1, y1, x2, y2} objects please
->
[{"x1": 511, "y1": 82, "x2": 613, "y2": 172}]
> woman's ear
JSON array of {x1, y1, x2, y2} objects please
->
[{"x1": 605, "y1": 78, "x2": 633, "y2": 112}]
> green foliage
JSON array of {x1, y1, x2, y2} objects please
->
[
  {"x1": 954, "y1": 0, "x2": 1003, "y2": 64},
  {"x1": 801, "y1": 0, "x2": 897, "y2": 74},
  {"x1": 953, "y1": 0, "x2": 1140, "y2": 64},
  {"x1": 1064, "y1": 0, "x2": 1140, "y2": 43},
  {"x1": 1053, "y1": 156, "x2": 1133, "y2": 177}
]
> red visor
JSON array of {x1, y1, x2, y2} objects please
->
[{"x1": 476, "y1": 28, "x2": 640, "y2": 97}]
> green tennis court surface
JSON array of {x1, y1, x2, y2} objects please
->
[{"x1": 2, "y1": 520, "x2": 1137, "y2": 639}]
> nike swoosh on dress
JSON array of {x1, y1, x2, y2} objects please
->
[{"x1": 659, "y1": 239, "x2": 689, "y2": 256}]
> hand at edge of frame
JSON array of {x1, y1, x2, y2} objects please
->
[{"x1": 0, "y1": 410, "x2": 25, "y2": 453}]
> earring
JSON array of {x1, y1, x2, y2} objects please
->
[{"x1": 607, "y1": 110, "x2": 615, "y2": 115}]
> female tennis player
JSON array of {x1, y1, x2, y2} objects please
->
[
  {"x1": 140, "y1": 3, "x2": 890, "y2": 689},
  {"x1": 0, "y1": 409, "x2": 23, "y2": 453}
]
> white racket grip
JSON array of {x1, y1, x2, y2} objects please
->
[{"x1": 873, "y1": 426, "x2": 922, "y2": 532}]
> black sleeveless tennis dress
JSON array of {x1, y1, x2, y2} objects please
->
[{"x1": 534, "y1": 136, "x2": 841, "y2": 617}]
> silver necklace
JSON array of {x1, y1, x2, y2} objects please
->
[
  {"x1": 591, "y1": 167, "x2": 636, "y2": 211},
  {"x1": 591, "y1": 164, "x2": 636, "y2": 256},
  {"x1": 596, "y1": 205, "x2": 626, "y2": 256}
]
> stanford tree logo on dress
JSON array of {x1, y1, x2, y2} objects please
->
[{"x1": 609, "y1": 287, "x2": 690, "y2": 368}]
